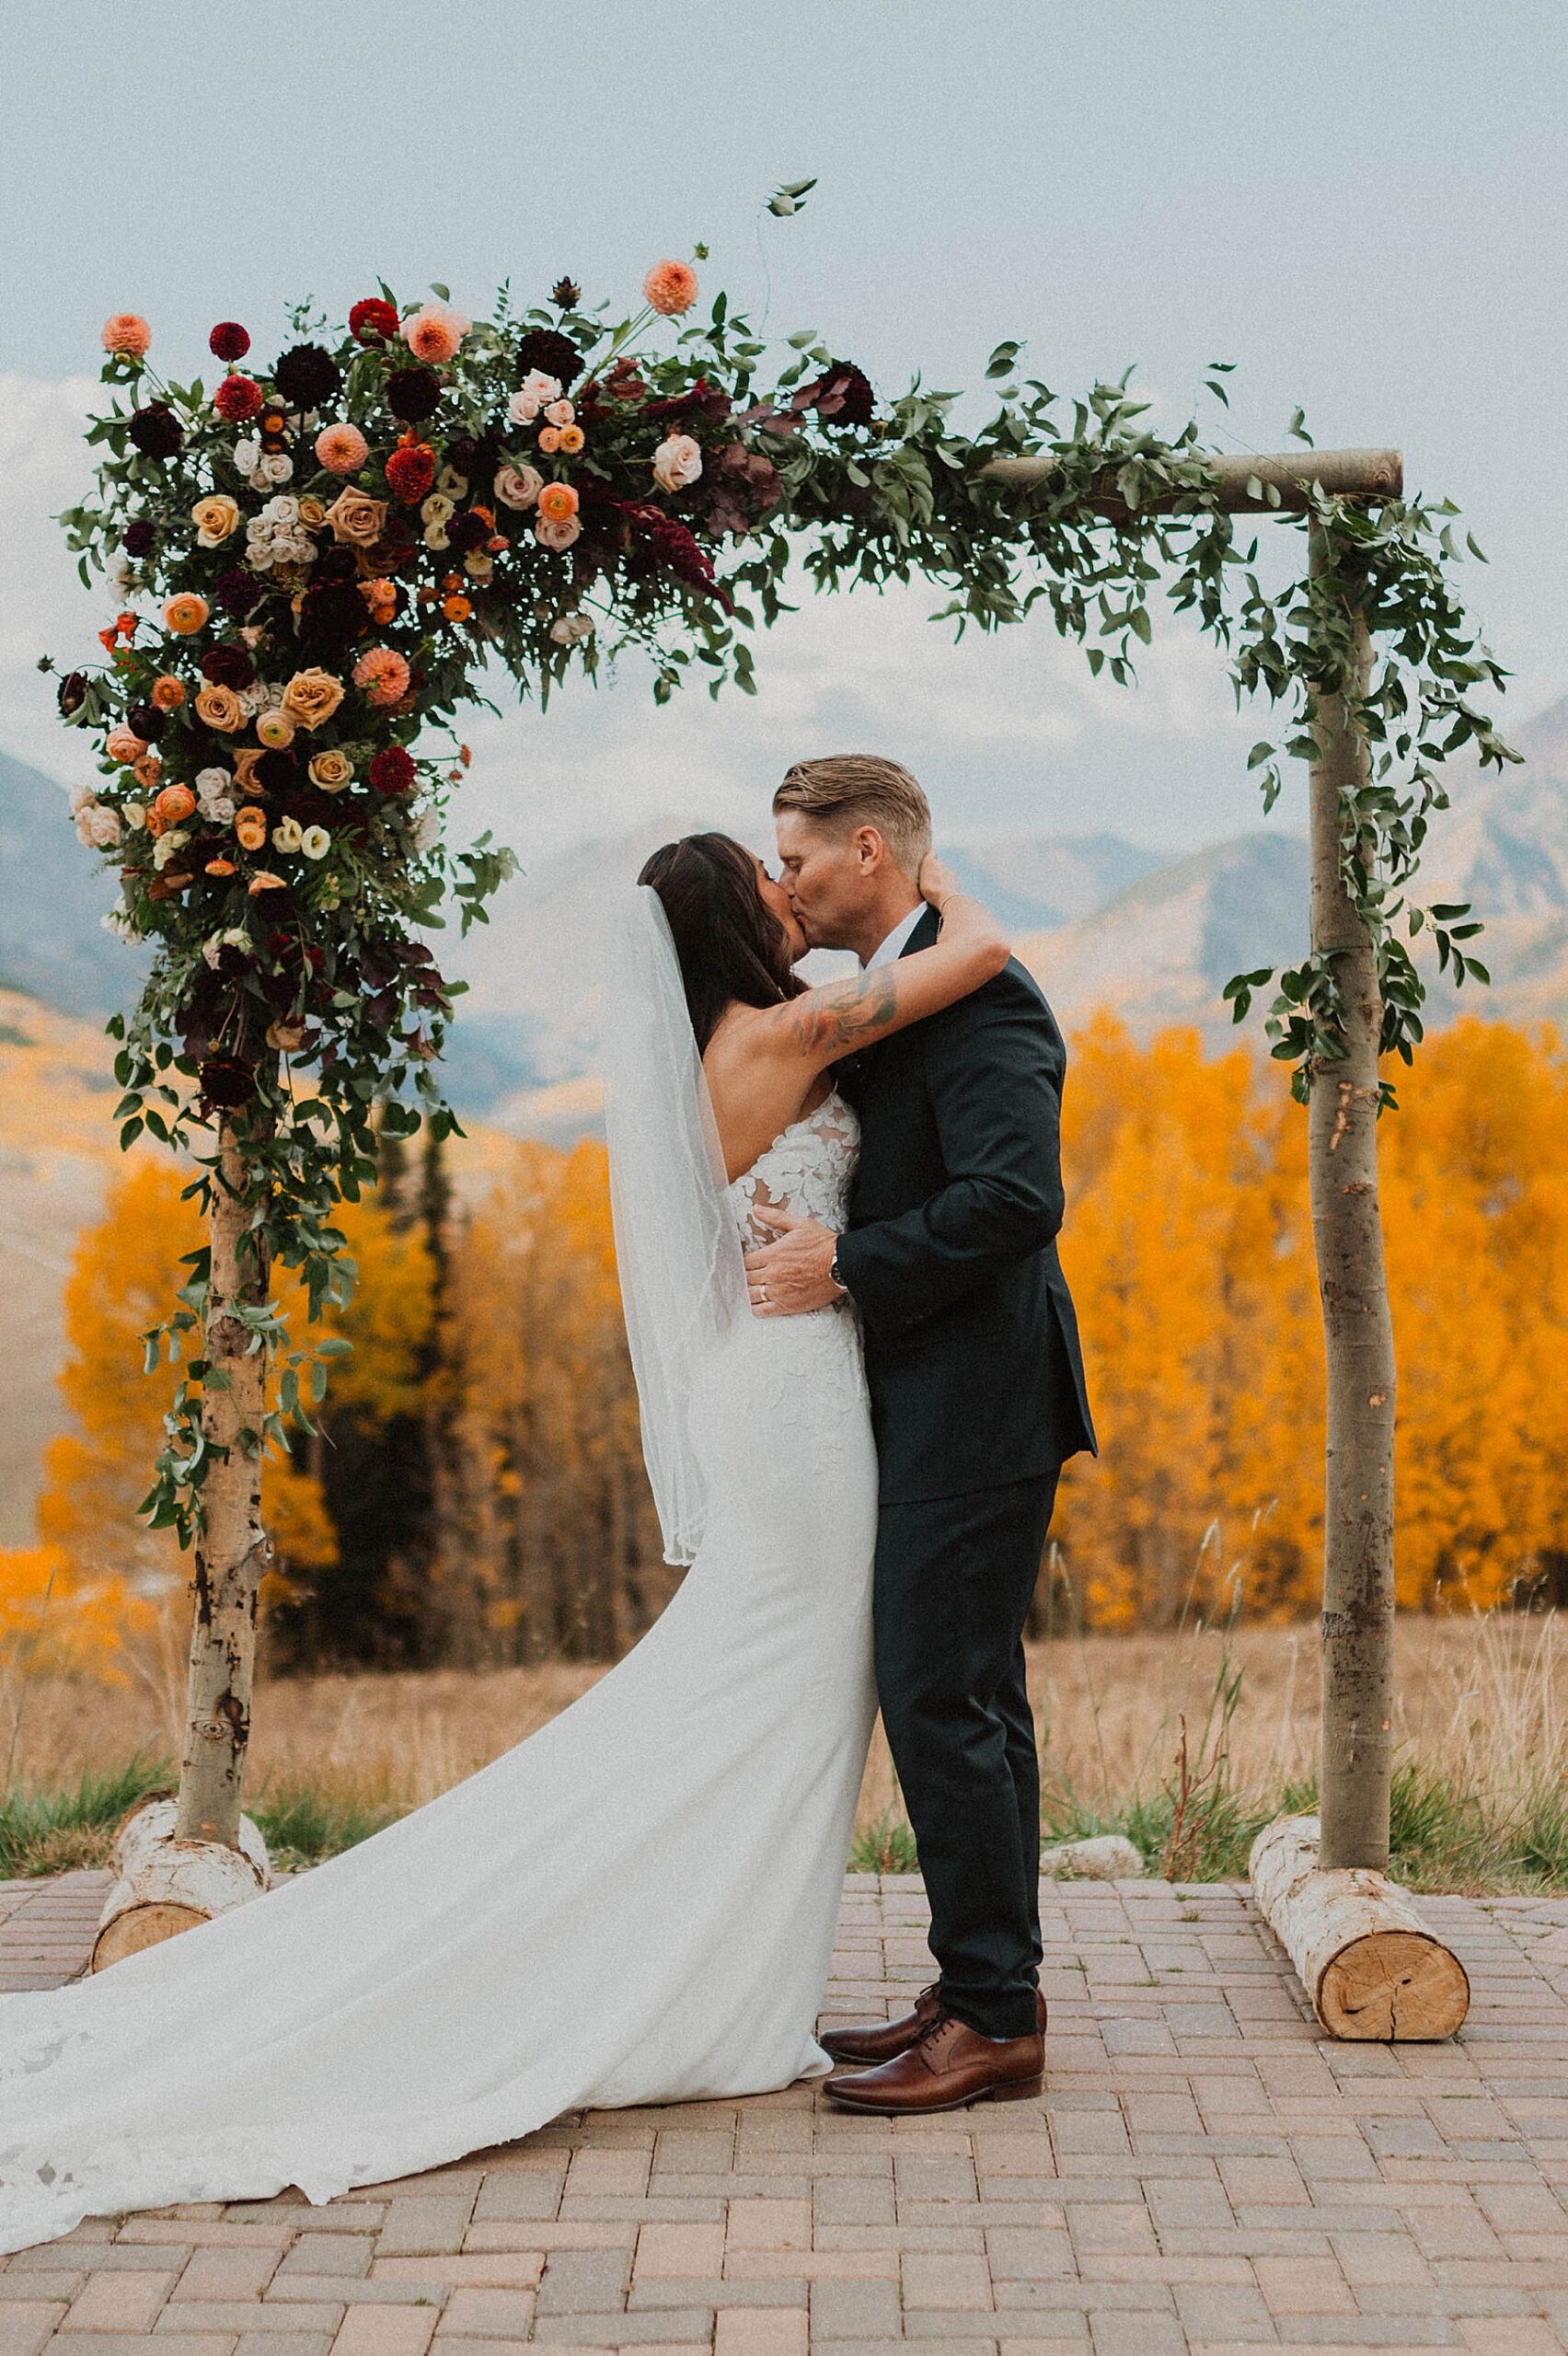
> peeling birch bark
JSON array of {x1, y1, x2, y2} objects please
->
[{"x1": 1250, "y1": 1814, "x2": 1469, "y2": 2040}]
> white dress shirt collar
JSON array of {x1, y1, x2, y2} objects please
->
[{"x1": 861, "y1": 903, "x2": 927, "y2": 972}]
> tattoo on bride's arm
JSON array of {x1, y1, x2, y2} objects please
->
[{"x1": 789, "y1": 971, "x2": 900, "y2": 1056}]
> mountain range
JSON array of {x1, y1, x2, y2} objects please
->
[{"x1": 4, "y1": 696, "x2": 1565, "y2": 1143}]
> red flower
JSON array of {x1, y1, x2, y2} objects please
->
[
  {"x1": 350, "y1": 298, "x2": 400, "y2": 344},
  {"x1": 384, "y1": 440, "x2": 436, "y2": 503},
  {"x1": 369, "y1": 745, "x2": 416, "y2": 797},
  {"x1": 214, "y1": 374, "x2": 264, "y2": 422},
  {"x1": 209, "y1": 321, "x2": 251, "y2": 362}
]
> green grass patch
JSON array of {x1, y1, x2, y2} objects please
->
[{"x1": 0, "y1": 1751, "x2": 170, "y2": 1877}]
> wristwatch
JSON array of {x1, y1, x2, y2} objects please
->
[{"x1": 828, "y1": 1245, "x2": 850, "y2": 1299}]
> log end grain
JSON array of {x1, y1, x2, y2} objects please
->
[{"x1": 1319, "y1": 1927, "x2": 1470, "y2": 2041}]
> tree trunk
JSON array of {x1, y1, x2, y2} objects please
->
[
  {"x1": 1307, "y1": 527, "x2": 1397, "y2": 1874},
  {"x1": 1250, "y1": 1815, "x2": 1468, "y2": 2039},
  {"x1": 173, "y1": 1114, "x2": 273, "y2": 1848}
]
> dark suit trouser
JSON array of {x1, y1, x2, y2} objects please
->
[{"x1": 872, "y1": 1472, "x2": 1058, "y2": 2041}]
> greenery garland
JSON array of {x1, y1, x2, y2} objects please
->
[{"x1": 48, "y1": 257, "x2": 1515, "y2": 1546}]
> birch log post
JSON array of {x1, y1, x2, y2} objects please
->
[
  {"x1": 1250, "y1": 1815, "x2": 1469, "y2": 2039},
  {"x1": 93, "y1": 1114, "x2": 275, "y2": 1958},
  {"x1": 1305, "y1": 527, "x2": 1397, "y2": 1872},
  {"x1": 91, "y1": 1796, "x2": 271, "y2": 1971}
]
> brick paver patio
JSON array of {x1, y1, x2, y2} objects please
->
[{"x1": 2, "y1": 1867, "x2": 1567, "y2": 2353}]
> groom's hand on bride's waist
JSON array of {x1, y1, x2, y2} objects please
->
[{"x1": 744, "y1": 1207, "x2": 846, "y2": 1317}]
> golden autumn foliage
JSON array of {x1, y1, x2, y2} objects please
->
[
  {"x1": 6, "y1": 1015, "x2": 1566, "y2": 1680},
  {"x1": 1052, "y1": 1016, "x2": 1568, "y2": 1624}
]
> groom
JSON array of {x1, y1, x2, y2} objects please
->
[{"x1": 745, "y1": 753, "x2": 1096, "y2": 2114}]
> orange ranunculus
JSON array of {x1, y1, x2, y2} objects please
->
[
  {"x1": 154, "y1": 783, "x2": 197, "y2": 826},
  {"x1": 150, "y1": 674, "x2": 187, "y2": 710},
  {"x1": 441, "y1": 595, "x2": 472, "y2": 622},
  {"x1": 195, "y1": 684, "x2": 245, "y2": 733},
  {"x1": 248, "y1": 871, "x2": 286, "y2": 895},
  {"x1": 164, "y1": 593, "x2": 210, "y2": 636},
  {"x1": 144, "y1": 806, "x2": 167, "y2": 837},
  {"x1": 205, "y1": 858, "x2": 236, "y2": 876},
  {"x1": 132, "y1": 755, "x2": 162, "y2": 789},
  {"x1": 537, "y1": 481, "x2": 579, "y2": 525},
  {"x1": 256, "y1": 711, "x2": 296, "y2": 749},
  {"x1": 105, "y1": 726, "x2": 147, "y2": 765},
  {"x1": 360, "y1": 578, "x2": 398, "y2": 624},
  {"x1": 234, "y1": 805, "x2": 269, "y2": 850},
  {"x1": 537, "y1": 426, "x2": 562, "y2": 456},
  {"x1": 558, "y1": 424, "x2": 585, "y2": 455}
]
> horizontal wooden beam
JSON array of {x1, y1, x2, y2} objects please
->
[{"x1": 980, "y1": 446, "x2": 1402, "y2": 517}]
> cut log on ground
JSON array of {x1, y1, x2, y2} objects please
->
[
  {"x1": 89, "y1": 1794, "x2": 271, "y2": 1972},
  {"x1": 1249, "y1": 1813, "x2": 1470, "y2": 2040}
]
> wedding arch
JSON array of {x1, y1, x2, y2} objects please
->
[{"x1": 53, "y1": 240, "x2": 1510, "y2": 2023}]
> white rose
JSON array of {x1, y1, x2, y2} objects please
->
[
  {"x1": 123, "y1": 800, "x2": 148, "y2": 830},
  {"x1": 493, "y1": 463, "x2": 543, "y2": 511},
  {"x1": 195, "y1": 766, "x2": 232, "y2": 799},
  {"x1": 521, "y1": 368, "x2": 561, "y2": 405},
  {"x1": 421, "y1": 493, "x2": 455, "y2": 525},
  {"x1": 68, "y1": 782, "x2": 96, "y2": 814},
  {"x1": 464, "y1": 552, "x2": 493, "y2": 582},
  {"x1": 265, "y1": 493, "x2": 300, "y2": 524},
  {"x1": 247, "y1": 545, "x2": 275, "y2": 572},
  {"x1": 412, "y1": 806, "x2": 441, "y2": 851},
  {"x1": 202, "y1": 930, "x2": 225, "y2": 970},
  {"x1": 299, "y1": 825, "x2": 330, "y2": 860},
  {"x1": 652, "y1": 433, "x2": 703, "y2": 493},
  {"x1": 535, "y1": 514, "x2": 582, "y2": 551},
  {"x1": 423, "y1": 523, "x2": 451, "y2": 550},
  {"x1": 506, "y1": 390, "x2": 539, "y2": 426},
  {"x1": 152, "y1": 827, "x2": 189, "y2": 870},
  {"x1": 260, "y1": 452, "x2": 294, "y2": 484},
  {"x1": 543, "y1": 398, "x2": 574, "y2": 428},
  {"x1": 247, "y1": 467, "x2": 272, "y2": 491},
  {"x1": 234, "y1": 436, "x2": 261, "y2": 472},
  {"x1": 549, "y1": 612, "x2": 594, "y2": 646},
  {"x1": 272, "y1": 815, "x2": 304, "y2": 854}
]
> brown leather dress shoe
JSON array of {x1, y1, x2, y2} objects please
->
[
  {"x1": 820, "y1": 1982, "x2": 1045, "y2": 2066},
  {"x1": 824, "y1": 2012, "x2": 1044, "y2": 2115}
]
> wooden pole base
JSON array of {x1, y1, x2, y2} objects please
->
[
  {"x1": 1249, "y1": 1814, "x2": 1470, "y2": 2040},
  {"x1": 90, "y1": 1794, "x2": 271, "y2": 1972}
]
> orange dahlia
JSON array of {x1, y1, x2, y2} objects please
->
[{"x1": 643, "y1": 260, "x2": 698, "y2": 317}]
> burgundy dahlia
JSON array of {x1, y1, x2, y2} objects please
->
[
  {"x1": 515, "y1": 328, "x2": 582, "y2": 388},
  {"x1": 385, "y1": 443, "x2": 436, "y2": 503},
  {"x1": 213, "y1": 567, "x2": 259, "y2": 618},
  {"x1": 56, "y1": 670, "x2": 88, "y2": 718},
  {"x1": 126, "y1": 702, "x2": 166, "y2": 742},
  {"x1": 198, "y1": 1055, "x2": 257, "y2": 1110},
  {"x1": 200, "y1": 642, "x2": 256, "y2": 687},
  {"x1": 369, "y1": 745, "x2": 416, "y2": 797},
  {"x1": 122, "y1": 517, "x2": 156, "y2": 557},
  {"x1": 349, "y1": 297, "x2": 400, "y2": 344},
  {"x1": 214, "y1": 374, "x2": 264, "y2": 422},
  {"x1": 127, "y1": 401, "x2": 183, "y2": 458},
  {"x1": 273, "y1": 342, "x2": 341, "y2": 408},
  {"x1": 799, "y1": 361, "x2": 874, "y2": 428},
  {"x1": 386, "y1": 366, "x2": 440, "y2": 422},
  {"x1": 298, "y1": 577, "x2": 367, "y2": 651},
  {"x1": 209, "y1": 321, "x2": 251, "y2": 362},
  {"x1": 255, "y1": 748, "x2": 298, "y2": 793},
  {"x1": 445, "y1": 509, "x2": 490, "y2": 553}
]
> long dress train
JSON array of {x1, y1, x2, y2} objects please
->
[{"x1": 0, "y1": 1091, "x2": 876, "y2": 2255}]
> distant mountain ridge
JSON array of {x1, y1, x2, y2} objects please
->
[{"x1": 4, "y1": 696, "x2": 1564, "y2": 1135}]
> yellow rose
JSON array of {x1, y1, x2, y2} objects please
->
[
  {"x1": 308, "y1": 750, "x2": 354, "y2": 791},
  {"x1": 194, "y1": 683, "x2": 246, "y2": 733},
  {"x1": 297, "y1": 495, "x2": 328, "y2": 530},
  {"x1": 324, "y1": 487, "x2": 388, "y2": 546},
  {"x1": 191, "y1": 494, "x2": 240, "y2": 547},
  {"x1": 281, "y1": 667, "x2": 346, "y2": 733}
]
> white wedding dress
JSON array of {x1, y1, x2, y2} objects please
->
[{"x1": 0, "y1": 989, "x2": 879, "y2": 2249}]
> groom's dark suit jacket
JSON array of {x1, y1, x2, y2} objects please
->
[{"x1": 834, "y1": 906, "x2": 1096, "y2": 1504}]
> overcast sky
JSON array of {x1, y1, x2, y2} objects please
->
[{"x1": 2, "y1": 0, "x2": 1562, "y2": 869}]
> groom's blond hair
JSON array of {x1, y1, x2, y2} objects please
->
[{"x1": 773, "y1": 755, "x2": 932, "y2": 875}]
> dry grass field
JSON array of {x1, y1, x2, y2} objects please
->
[{"x1": 6, "y1": 1610, "x2": 1566, "y2": 1890}]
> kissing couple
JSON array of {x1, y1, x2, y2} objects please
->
[{"x1": 0, "y1": 754, "x2": 1095, "y2": 2251}]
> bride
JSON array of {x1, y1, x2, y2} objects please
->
[{"x1": 0, "y1": 833, "x2": 1006, "y2": 2254}]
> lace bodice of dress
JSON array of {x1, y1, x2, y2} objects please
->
[{"x1": 727, "y1": 1086, "x2": 859, "y2": 1252}]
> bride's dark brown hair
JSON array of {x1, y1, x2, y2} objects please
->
[{"x1": 639, "y1": 833, "x2": 804, "y2": 1054}]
